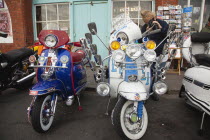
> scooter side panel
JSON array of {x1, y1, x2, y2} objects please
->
[
  {"x1": 183, "y1": 66, "x2": 210, "y2": 106},
  {"x1": 73, "y1": 63, "x2": 87, "y2": 92}
]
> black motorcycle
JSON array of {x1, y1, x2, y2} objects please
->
[{"x1": 0, "y1": 32, "x2": 36, "y2": 93}]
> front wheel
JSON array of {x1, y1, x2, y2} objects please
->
[
  {"x1": 112, "y1": 97, "x2": 148, "y2": 140},
  {"x1": 31, "y1": 94, "x2": 57, "y2": 133}
]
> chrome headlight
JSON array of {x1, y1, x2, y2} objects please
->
[
  {"x1": 144, "y1": 50, "x2": 156, "y2": 62},
  {"x1": 126, "y1": 44, "x2": 142, "y2": 60},
  {"x1": 45, "y1": 35, "x2": 57, "y2": 48},
  {"x1": 112, "y1": 50, "x2": 125, "y2": 63},
  {"x1": 96, "y1": 82, "x2": 111, "y2": 96},
  {"x1": 153, "y1": 81, "x2": 168, "y2": 95},
  {"x1": 117, "y1": 32, "x2": 129, "y2": 45},
  {"x1": 38, "y1": 56, "x2": 45, "y2": 65},
  {"x1": 29, "y1": 55, "x2": 36, "y2": 63},
  {"x1": 60, "y1": 55, "x2": 69, "y2": 64}
]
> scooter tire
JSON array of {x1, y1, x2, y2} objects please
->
[
  {"x1": 111, "y1": 97, "x2": 128, "y2": 140},
  {"x1": 31, "y1": 95, "x2": 54, "y2": 133},
  {"x1": 112, "y1": 97, "x2": 148, "y2": 140}
]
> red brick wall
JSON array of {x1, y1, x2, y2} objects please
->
[
  {"x1": 155, "y1": 0, "x2": 179, "y2": 10},
  {"x1": 0, "y1": 0, "x2": 33, "y2": 53}
]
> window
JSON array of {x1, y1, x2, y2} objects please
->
[
  {"x1": 35, "y1": 3, "x2": 70, "y2": 38},
  {"x1": 112, "y1": 0, "x2": 154, "y2": 28}
]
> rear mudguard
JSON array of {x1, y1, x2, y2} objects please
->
[
  {"x1": 29, "y1": 79, "x2": 68, "y2": 98},
  {"x1": 118, "y1": 81, "x2": 148, "y2": 101}
]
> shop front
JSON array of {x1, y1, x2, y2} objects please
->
[{"x1": 0, "y1": 0, "x2": 209, "y2": 55}]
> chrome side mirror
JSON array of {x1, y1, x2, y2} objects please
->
[
  {"x1": 86, "y1": 49, "x2": 92, "y2": 60},
  {"x1": 90, "y1": 44, "x2": 97, "y2": 55},
  {"x1": 88, "y1": 22, "x2": 97, "y2": 35},
  {"x1": 85, "y1": 33, "x2": 92, "y2": 44},
  {"x1": 90, "y1": 61, "x2": 96, "y2": 71},
  {"x1": 79, "y1": 38, "x2": 88, "y2": 50},
  {"x1": 94, "y1": 55, "x2": 102, "y2": 65}
]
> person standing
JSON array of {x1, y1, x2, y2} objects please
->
[
  {"x1": 140, "y1": 11, "x2": 169, "y2": 101},
  {"x1": 140, "y1": 10, "x2": 169, "y2": 56}
]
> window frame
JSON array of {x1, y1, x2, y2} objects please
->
[
  {"x1": 34, "y1": 2, "x2": 70, "y2": 40},
  {"x1": 112, "y1": 0, "x2": 155, "y2": 27}
]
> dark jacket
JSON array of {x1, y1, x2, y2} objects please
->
[
  {"x1": 201, "y1": 24, "x2": 210, "y2": 33},
  {"x1": 141, "y1": 19, "x2": 169, "y2": 56}
]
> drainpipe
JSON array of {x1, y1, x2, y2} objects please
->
[
  {"x1": 199, "y1": 0, "x2": 205, "y2": 32},
  {"x1": 187, "y1": 0, "x2": 190, "y2": 6}
]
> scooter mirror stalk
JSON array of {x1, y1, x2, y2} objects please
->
[
  {"x1": 88, "y1": 22, "x2": 97, "y2": 35},
  {"x1": 85, "y1": 33, "x2": 93, "y2": 44},
  {"x1": 90, "y1": 61, "x2": 96, "y2": 71}
]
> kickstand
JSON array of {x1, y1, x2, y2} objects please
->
[
  {"x1": 77, "y1": 96, "x2": 83, "y2": 111},
  {"x1": 198, "y1": 112, "x2": 206, "y2": 136},
  {"x1": 105, "y1": 96, "x2": 111, "y2": 116}
]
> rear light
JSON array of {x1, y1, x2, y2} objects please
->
[{"x1": 29, "y1": 90, "x2": 38, "y2": 95}]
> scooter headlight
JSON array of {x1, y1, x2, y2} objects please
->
[
  {"x1": 45, "y1": 35, "x2": 57, "y2": 48},
  {"x1": 116, "y1": 32, "x2": 129, "y2": 45},
  {"x1": 112, "y1": 50, "x2": 125, "y2": 63},
  {"x1": 110, "y1": 41, "x2": 121, "y2": 50},
  {"x1": 153, "y1": 81, "x2": 168, "y2": 95},
  {"x1": 145, "y1": 40, "x2": 156, "y2": 49},
  {"x1": 29, "y1": 55, "x2": 36, "y2": 63},
  {"x1": 126, "y1": 44, "x2": 142, "y2": 60},
  {"x1": 144, "y1": 50, "x2": 156, "y2": 62},
  {"x1": 96, "y1": 82, "x2": 111, "y2": 96}
]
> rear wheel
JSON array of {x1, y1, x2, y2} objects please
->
[
  {"x1": 112, "y1": 97, "x2": 148, "y2": 140},
  {"x1": 31, "y1": 95, "x2": 57, "y2": 133}
]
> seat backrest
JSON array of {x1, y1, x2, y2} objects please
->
[{"x1": 191, "y1": 32, "x2": 210, "y2": 43}]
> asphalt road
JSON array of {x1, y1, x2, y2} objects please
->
[{"x1": 0, "y1": 89, "x2": 210, "y2": 140}]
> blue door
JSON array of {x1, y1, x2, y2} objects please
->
[{"x1": 73, "y1": 1, "x2": 109, "y2": 61}]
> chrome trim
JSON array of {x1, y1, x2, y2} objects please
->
[
  {"x1": 17, "y1": 72, "x2": 36, "y2": 83},
  {"x1": 30, "y1": 65, "x2": 68, "y2": 68}
]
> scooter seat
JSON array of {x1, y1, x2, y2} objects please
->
[
  {"x1": 71, "y1": 50, "x2": 85, "y2": 63},
  {"x1": 191, "y1": 32, "x2": 210, "y2": 43},
  {"x1": 194, "y1": 54, "x2": 210, "y2": 67},
  {"x1": 2, "y1": 48, "x2": 34, "y2": 63}
]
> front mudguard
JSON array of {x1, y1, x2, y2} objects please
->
[
  {"x1": 29, "y1": 79, "x2": 67, "y2": 97},
  {"x1": 118, "y1": 81, "x2": 148, "y2": 101}
]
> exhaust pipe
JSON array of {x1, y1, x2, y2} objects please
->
[
  {"x1": 160, "y1": 68, "x2": 166, "y2": 74},
  {"x1": 160, "y1": 74, "x2": 166, "y2": 80},
  {"x1": 17, "y1": 72, "x2": 36, "y2": 84},
  {"x1": 95, "y1": 74, "x2": 101, "y2": 82},
  {"x1": 96, "y1": 68, "x2": 103, "y2": 75}
]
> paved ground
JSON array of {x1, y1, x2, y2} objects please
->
[{"x1": 0, "y1": 88, "x2": 210, "y2": 140}]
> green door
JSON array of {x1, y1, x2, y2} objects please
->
[{"x1": 73, "y1": 1, "x2": 109, "y2": 61}]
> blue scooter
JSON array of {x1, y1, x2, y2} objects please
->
[{"x1": 27, "y1": 23, "x2": 91, "y2": 133}]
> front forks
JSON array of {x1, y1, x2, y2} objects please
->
[
  {"x1": 27, "y1": 93, "x2": 58, "y2": 123},
  {"x1": 134, "y1": 101, "x2": 144, "y2": 118}
]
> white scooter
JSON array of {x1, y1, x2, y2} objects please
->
[
  {"x1": 85, "y1": 16, "x2": 176, "y2": 139},
  {"x1": 180, "y1": 32, "x2": 210, "y2": 135}
]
